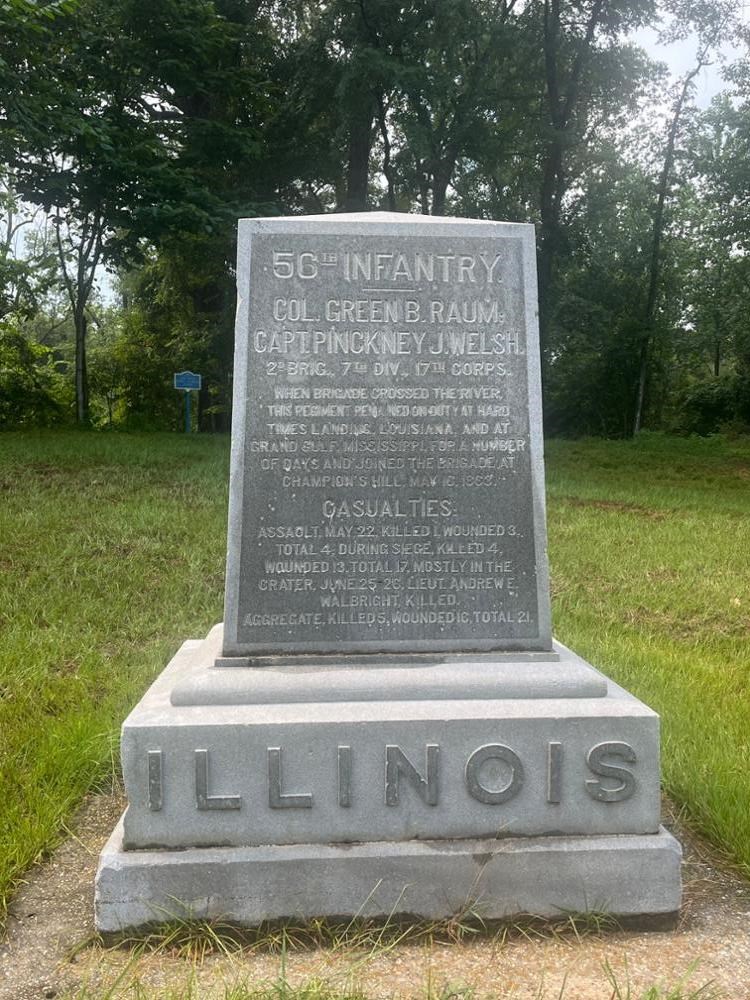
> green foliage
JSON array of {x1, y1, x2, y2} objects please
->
[
  {"x1": 0, "y1": 168, "x2": 59, "y2": 318},
  {"x1": 114, "y1": 250, "x2": 233, "y2": 430},
  {"x1": 1, "y1": 0, "x2": 750, "y2": 435},
  {"x1": 1, "y1": 0, "x2": 288, "y2": 425},
  {"x1": 672, "y1": 375, "x2": 743, "y2": 436},
  {"x1": 0, "y1": 321, "x2": 73, "y2": 428},
  {"x1": 544, "y1": 153, "x2": 654, "y2": 436}
]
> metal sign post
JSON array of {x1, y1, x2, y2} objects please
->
[{"x1": 173, "y1": 371, "x2": 202, "y2": 433}]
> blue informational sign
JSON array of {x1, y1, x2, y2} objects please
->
[
  {"x1": 174, "y1": 371, "x2": 202, "y2": 433},
  {"x1": 173, "y1": 371, "x2": 202, "y2": 391}
]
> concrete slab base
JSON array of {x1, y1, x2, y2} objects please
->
[{"x1": 95, "y1": 816, "x2": 682, "y2": 933}]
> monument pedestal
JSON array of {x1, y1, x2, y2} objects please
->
[{"x1": 94, "y1": 626, "x2": 682, "y2": 931}]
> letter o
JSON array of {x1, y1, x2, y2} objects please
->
[{"x1": 465, "y1": 744, "x2": 524, "y2": 804}]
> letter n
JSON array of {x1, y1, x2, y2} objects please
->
[{"x1": 385, "y1": 744, "x2": 439, "y2": 806}]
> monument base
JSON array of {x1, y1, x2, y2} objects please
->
[
  {"x1": 95, "y1": 627, "x2": 682, "y2": 931},
  {"x1": 96, "y1": 818, "x2": 681, "y2": 933}
]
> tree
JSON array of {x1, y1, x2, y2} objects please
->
[
  {"x1": 632, "y1": 0, "x2": 739, "y2": 434},
  {"x1": 535, "y1": 0, "x2": 655, "y2": 355},
  {"x1": 544, "y1": 146, "x2": 656, "y2": 435},
  {"x1": 2, "y1": 0, "x2": 282, "y2": 424},
  {"x1": 2, "y1": 0, "x2": 166, "y2": 422},
  {"x1": 3, "y1": 0, "x2": 749, "y2": 437},
  {"x1": 0, "y1": 323, "x2": 72, "y2": 428},
  {"x1": 393, "y1": 0, "x2": 529, "y2": 216},
  {"x1": 663, "y1": 92, "x2": 750, "y2": 433},
  {"x1": 0, "y1": 170, "x2": 57, "y2": 320}
]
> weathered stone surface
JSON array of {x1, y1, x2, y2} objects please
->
[
  {"x1": 170, "y1": 624, "x2": 606, "y2": 705},
  {"x1": 224, "y1": 213, "x2": 550, "y2": 657},
  {"x1": 96, "y1": 818, "x2": 682, "y2": 933},
  {"x1": 120, "y1": 633, "x2": 661, "y2": 851}
]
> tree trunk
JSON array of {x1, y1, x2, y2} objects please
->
[
  {"x1": 538, "y1": 0, "x2": 605, "y2": 362},
  {"x1": 377, "y1": 96, "x2": 397, "y2": 211},
  {"x1": 75, "y1": 308, "x2": 89, "y2": 424},
  {"x1": 430, "y1": 154, "x2": 457, "y2": 217},
  {"x1": 54, "y1": 213, "x2": 101, "y2": 428},
  {"x1": 341, "y1": 98, "x2": 375, "y2": 212},
  {"x1": 538, "y1": 131, "x2": 567, "y2": 365},
  {"x1": 419, "y1": 170, "x2": 430, "y2": 215},
  {"x1": 632, "y1": 64, "x2": 703, "y2": 436},
  {"x1": 713, "y1": 302, "x2": 722, "y2": 377}
]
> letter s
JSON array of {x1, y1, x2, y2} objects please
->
[{"x1": 585, "y1": 742, "x2": 636, "y2": 802}]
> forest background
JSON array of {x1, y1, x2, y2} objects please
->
[{"x1": 2, "y1": 0, "x2": 750, "y2": 439}]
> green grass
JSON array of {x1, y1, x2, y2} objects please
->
[
  {"x1": 0, "y1": 431, "x2": 229, "y2": 921},
  {"x1": 545, "y1": 432, "x2": 750, "y2": 872},
  {"x1": 0, "y1": 428, "x2": 749, "y2": 933},
  {"x1": 91, "y1": 910, "x2": 618, "y2": 961}
]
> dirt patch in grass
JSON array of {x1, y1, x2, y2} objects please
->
[
  {"x1": 558, "y1": 497, "x2": 670, "y2": 520},
  {"x1": 1, "y1": 793, "x2": 750, "y2": 999},
  {"x1": 621, "y1": 605, "x2": 750, "y2": 641},
  {"x1": 0, "y1": 792, "x2": 125, "y2": 1000}
]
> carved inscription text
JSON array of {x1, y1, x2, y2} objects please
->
[{"x1": 233, "y1": 231, "x2": 547, "y2": 653}]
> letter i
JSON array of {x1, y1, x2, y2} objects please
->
[
  {"x1": 338, "y1": 745, "x2": 352, "y2": 807},
  {"x1": 547, "y1": 742, "x2": 562, "y2": 804},
  {"x1": 148, "y1": 749, "x2": 163, "y2": 811}
]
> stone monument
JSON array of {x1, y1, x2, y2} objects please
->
[{"x1": 96, "y1": 213, "x2": 681, "y2": 931}]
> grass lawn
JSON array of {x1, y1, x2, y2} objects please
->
[
  {"x1": 1, "y1": 429, "x2": 749, "y2": 930},
  {"x1": 546, "y1": 433, "x2": 750, "y2": 872},
  {"x1": 0, "y1": 431, "x2": 229, "y2": 922}
]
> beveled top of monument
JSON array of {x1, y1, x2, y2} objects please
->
[{"x1": 223, "y1": 212, "x2": 551, "y2": 657}]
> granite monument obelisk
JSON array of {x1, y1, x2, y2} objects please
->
[{"x1": 96, "y1": 214, "x2": 681, "y2": 930}]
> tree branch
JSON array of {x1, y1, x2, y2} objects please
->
[{"x1": 561, "y1": 0, "x2": 605, "y2": 127}]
